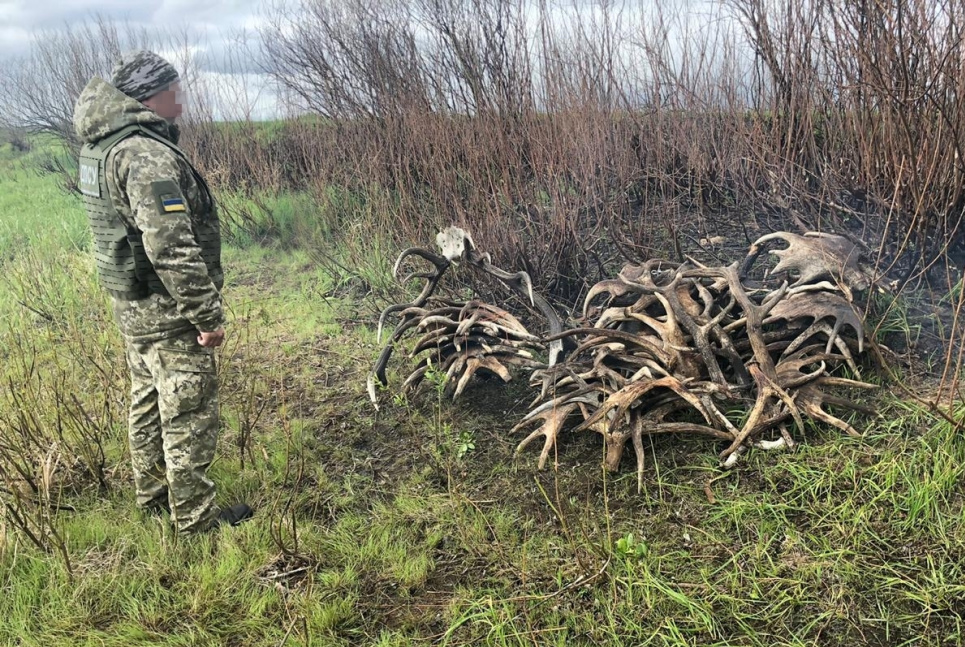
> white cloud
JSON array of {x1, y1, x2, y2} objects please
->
[
  {"x1": 2, "y1": 0, "x2": 157, "y2": 29},
  {"x1": 0, "y1": 0, "x2": 279, "y2": 119},
  {"x1": 191, "y1": 70, "x2": 279, "y2": 121}
]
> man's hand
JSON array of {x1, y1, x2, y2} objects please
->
[{"x1": 197, "y1": 328, "x2": 225, "y2": 348}]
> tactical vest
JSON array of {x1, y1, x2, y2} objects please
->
[{"x1": 78, "y1": 124, "x2": 222, "y2": 300}]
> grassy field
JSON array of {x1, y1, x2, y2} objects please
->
[{"x1": 1, "y1": 140, "x2": 965, "y2": 647}]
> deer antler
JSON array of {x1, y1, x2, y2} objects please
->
[
  {"x1": 376, "y1": 248, "x2": 451, "y2": 345},
  {"x1": 369, "y1": 255, "x2": 452, "y2": 404},
  {"x1": 742, "y1": 231, "x2": 872, "y2": 291},
  {"x1": 764, "y1": 290, "x2": 865, "y2": 374}
]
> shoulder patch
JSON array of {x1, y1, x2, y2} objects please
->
[
  {"x1": 150, "y1": 179, "x2": 188, "y2": 215},
  {"x1": 161, "y1": 196, "x2": 186, "y2": 212}
]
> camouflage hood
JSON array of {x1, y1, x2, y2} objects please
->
[{"x1": 73, "y1": 76, "x2": 177, "y2": 145}]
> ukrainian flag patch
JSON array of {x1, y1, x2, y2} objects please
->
[{"x1": 161, "y1": 196, "x2": 187, "y2": 212}]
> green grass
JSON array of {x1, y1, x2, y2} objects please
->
[
  {"x1": 0, "y1": 141, "x2": 89, "y2": 261},
  {"x1": 2, "y1": 142, "x2": 965, "y2": 646}
]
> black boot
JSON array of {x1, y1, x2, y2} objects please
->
[
  {"x1": 141, "y1": 498, "x2": 170, "y2": 518},
  {"x1": 211, "y1": 503, "x2": 253, "y2": 529}
]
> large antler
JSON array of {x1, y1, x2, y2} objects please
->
[
  {"x1": 376, "y1": 227, "x2": 881, "y2": 491},
  {"x1": 741, "y1": 231, "x2": 874, "y2": 292}
]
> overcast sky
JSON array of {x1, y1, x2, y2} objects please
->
[
  {"x1": 0, "y1": 0, "x2": 737, "y2": 119},
  {"x1": 0, "y1": 0, "x2": 281, "y2": 117},
  {"x1": 0, "y1": 1, "x2": 266, "y2": 62}
]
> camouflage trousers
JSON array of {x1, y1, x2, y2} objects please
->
[{"x1": 124, "y1": 328, "x2": 220, "y2": 533}]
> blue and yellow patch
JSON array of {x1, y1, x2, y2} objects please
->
[{"x1": 161, "y1": 197, "x2": 187, "y2": 212}]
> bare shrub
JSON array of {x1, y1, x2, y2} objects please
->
[
  {"x1": 0, "y1": 335, "x2": 116, "y2": 578},
  {"x1": 0, "y1": 126, "x2": 31, "y2": 153},
  {"x1": 0, "y1": 252, "x2": 123, "y2": 571},
  {"x1": 0, "y1": 16, "x2": 155, "y2": 149},
  {"x1": 249, "y1": 0, "x2": 757, "y2": 305}
]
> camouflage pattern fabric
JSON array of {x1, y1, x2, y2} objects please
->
[
  {"x1": 73, "y1": 72, "x2": 225, "y2": 533},
  {"x1": 111, "y1": 50, "x2": 180, "y2": 102},
  {"x1": 74, "y1": 77, "x2": 224, "y2": 342},
  {"x1": 126, "y1": 329, "x2": 220, "y2": 533}
]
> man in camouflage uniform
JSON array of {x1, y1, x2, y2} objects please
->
[{"x1": 73, "y1": 51, "x2": 251, "y2": 533}]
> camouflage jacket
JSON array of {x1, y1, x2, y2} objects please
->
[{"x1": 73, "y1": 77, "x2": 224, "y2": 343}]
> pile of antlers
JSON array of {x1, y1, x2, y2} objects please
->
[
  {"x1": 371, "y1": 228, "x2": 881, "y2": 489},
  {"x1": 368, "y1": 227, "x2": 563, "y2": 405}
]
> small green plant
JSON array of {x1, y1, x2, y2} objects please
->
[
  {"x1": 614, "y1": 532, "x2": 649, "y2": 560},
  {"x1": 456, "y1": 430, "x2": 475, "y2": 459},
  {"x1": 391, "y1": 390, "x2": 409, "y2": 408},
  {"x1": 422, "y1": 360, "x2": 477, "y2": 462},
  {"x1": 423, "y1": 358, "x2": 447, "y2": 396},
  {"x1": 867, "y1": 291, "x2": 922, "y2": 347}
]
